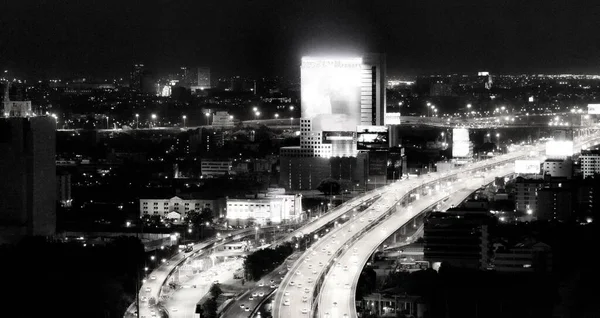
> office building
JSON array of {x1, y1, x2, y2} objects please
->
[
  {"x1": 537, "y1": 186, "x2": 573, "y2": 221},
  {"x1": 493, "y1": 242, "x2": 552, "y2": 273},
  {"x1": 0, "y1": 116, "x2": 56, "y2": 242},
  {"x1": 201, "y1": 159, "x2": 232, "y2": 176},
  {"x1": 514, "y1": 177, "x2": 544, "y2": 216},
  {"x1": 580, "y1": 149, "x2": 600, "y2": 178},
  {"x1": 139, "y1": 195, "x2": 224, "y2": 220},
  {"x1": 197, "y1": 67, "x2": 211, "y2": 88},
  {"x1": 211, "y1": 111, "x2": 235, "y2": 128},
  {"x1": 423, "y1": 210, "x2": 493, "y2": 270},
  {"x1": 57, "y1": 171, "x2": 72, "y2": 208},
  {"x1": 279, "y1": 54, "x2": 387, "y2": 190},
  {"x1": 130, "y1": 63, "x2": 145, "y2": 92},
  {"x1": 542, "y1": 158, "x2": 572, "y2": 179},
  {"x1": 226, "y1": 194, "x2": 302, "y2": 225}
]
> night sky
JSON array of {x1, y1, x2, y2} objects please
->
[{"x1": 2, "y1": 0, "x2": 600, "y2": 79}]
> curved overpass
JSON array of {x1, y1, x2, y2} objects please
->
[{"x1": 273, "y1": 132, "x2": 600, "y2": 318}]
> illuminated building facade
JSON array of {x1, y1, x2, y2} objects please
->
[
  {"x1": 226, "y1": 194, "x2": 302, "y2": 225},
  {"x1": 280, "y1": 54, "x2": 387, "y2": 190}
]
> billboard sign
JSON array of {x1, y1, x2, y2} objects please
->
[
  {"x1": 545, "y1": 140, "x2": 574, "y2": 157},
  {"x1": 301, "y1": 57, "x2": 363, "y2": 132},
  {"x1": 514, "y1": 160, "x2": 541, "y2": 174},
  {"x1": 357, "y1": 125, "x2": 388, "y2": 149},
  {"x1": 452, "y1": 128, "x2": 471, "y2": 158},
  {"x1": 588, "y1": 104, "x2": 600, "y2": 114}
]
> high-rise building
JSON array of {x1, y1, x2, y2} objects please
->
[
  {"x1": 423, "y1": 210, "x2": 493, "y2": 270},
  {"x1": 0, "y1": 116, "x2": 56, "y2": 242},
  {"x1": 130, "y1": 63, "x2": 145, "y2": 92},
  {"x1": 542, "y1": 158, "x2": 573, "y2": 179},
  {"x1": 197, "y1": 67, "x2": 211, "y2": 88},
  {"x1": 279, "y1": 54, "x2": 387, "y2": 190},
  {"x1": 580, "y1": 149, "x2": 600, "y2": 178}
]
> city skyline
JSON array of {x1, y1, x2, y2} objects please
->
[{"x1": 3, "y1": 1, "x2": 600, "y2": 79}]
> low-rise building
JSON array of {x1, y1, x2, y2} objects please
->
[
  {"x1": 542, "y1": 158, "x2": 572, "y2": 179},
  {"x1": 493, "y1": 242, "x2": 552, "y2": 273},
  {"x1": 139, "y1": 194, "x2": 224, "y2": 220},
  {"x1": 226, "y1": 194, "x2": 302, "y2": 225},
  {"x1": 201, "y1": 159, "x2": 232, "y2": 176}
]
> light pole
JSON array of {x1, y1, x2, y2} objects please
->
[
  {"x1": 255, "y1": 111, "x2": 260, "y2": 121},
  {"x1": 254, "y1": 226, "x2": 259, "y2": 242},
  {"x1": 182, "y1": 115, "x2": 187, "y2": 128},
  {"x1": 205, "y1": 112, "x2": 210, "y2": 126},
  {"x1": 106, "y1": 115, "x2": 110, "y2": 129},
  {"x1": 274, "y1": 113, "x2": 279, "y2": 119},
  {"x1": 135, "y1": 113, "x2": 139, "y2": 129},
  {"x1": 151, "y1": 114, "x2": 157, "y2": 128},
  {"x1": 496, "y1": 133, "x2": 501, "y2": 151},
  {"x1": 290, "y1": 117, "x2": 293, "y2": 127}
]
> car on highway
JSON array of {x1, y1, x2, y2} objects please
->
[
  {"x1": 284, "y1": 291, "x2": 290, "y2": 296},
  {"x1": 318, "y1": 262, "x2": 323, "y2": 266},
  {"x1": 301, "y1": 308, "x2": 309, "y2": 314},
  {"x1": 252, "y1": 292, "x2": 258, "y2": 297},
  {"x1": 145, "y1": 287, "x2": 151, "y2": 293},
  {"x1": 333, "y1": 302, "x2": 338, "y2": 307},
  {"x1": 283, "y1": 299, "x2": 290, "y2": 306},
  {"x1": 240, "y1": 304, "x2": 245, "y2": 309},
  {"x1": 302, "y1": 296, "x2": 308, "y2": 302},
  {"x1": 270, "y1": 283, "x2": 277, "y2": 288},
  {"x1": 270, "y1": 279, "x2": 275, "y2": 284},
  {"x1": 290, "y1": 281, "x2": 295, "y2": 286},
  {"x1": 304, "y1": 288, "x2": 310, "y2": 293},
  {"x1": 245, "y1": 306, "x2": 250, "y2": 312},
  {"x1": 258, "y1": 292, "x2": 264, "y2": 297},
  {"x1": 249, "y1": 296, "x2": 254, "y2": 301},
  {"x1": 171, "y1": 307, "x2": 178, "y2": 312},
  {"x1": 297, "y1": 282, "x2": 303, "y2": 288},
  {"x1": 258, "y1": 281, "x2": 264, "y2": 287},
  {"x1": 150, "y1": 275, "x2": 156, "y2": 280}
]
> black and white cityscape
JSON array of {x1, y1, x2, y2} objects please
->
[{"x1": 1, "y1": 1, "x2": 599, "y2": 318}]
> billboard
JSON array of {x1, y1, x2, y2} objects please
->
[
  {"x1": 545, "y1": 140, "x2": 574, "y2": 157},
  {"x1": 357, "y1": 125, "x2": 388, "y2": 150},
  {"x1": 588, "y1": 104, "x2": 600, "y2": 114},
  {"x1": 452, "y1": 128, "x2": 471, "y2": 158},
  {"x1": 515, "y1": 160, "x2": 541, "y2": 174},
  {"x1": 322, "y1": 131, "x2": 356, "y2": 157},
  {"x1": 301, "y1": 57, "x2": 363, "y2": 132}
]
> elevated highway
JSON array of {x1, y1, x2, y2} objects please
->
[{"x1": 273, "y1": 132, "x2": 600, "y2": 318}]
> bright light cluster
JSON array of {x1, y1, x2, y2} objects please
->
[{"x1": 301, "y1": 56, "x2": 363, "y2": 132}]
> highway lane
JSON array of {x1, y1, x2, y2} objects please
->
[
  {"x1": 125, "y1": 227, "x2": 258, "y2": 318},
  {"x1": 223, "y1": 258, "x2": 295, "y2": 318},
  {"x1": 317, "y1": 165, "x2": 512, "y2": 318},
  {"x1": 274, "y1": 178, "x2": 427, "y2": 318},
  {"x1": 162, "y1": 258, "x2": 243, "y2": 318}
]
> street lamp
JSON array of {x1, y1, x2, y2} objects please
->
[
  {"x1": 253, "y1": 107, "x2": 258, "y2": 112},
  {"x1": 205, "y1": 112, "x2": 211, "y2": 125},
  {"x1": 106, "y1": 115, "x2": 110, "y2": 129},
  {"x1": 135, "y1": 114, "x2": 139, "y2": 129},
  {"x1": 182, "y1": 115, "x2": 187, "y2": 127},
  {"x1": 274, "y1": 113, "x2": 279, "y2": 119},
  {"x1": 467, "y1": 104, "x2": 472, "y2": 109},
  {"x1": 255, "y1": 111, "x2": 260, "y2": 120},
  {"x1": 289, "y1": 105, "x2": 294, "y2": 111},
  {"x1": 151, "y1": 114, "x2": 157, "y2": 128}
]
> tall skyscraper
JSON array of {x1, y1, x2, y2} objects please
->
[
  {"x1": 197, "y1": 67, "x2": 211, "y2": 88},
  {"x1": 0, "y1": 116, "x2": 56, "y2": 242},
  {"x1": 130, "y1": 63, "x2": 145, "y2": 92},
  {"x1": 280, "y1": 54, "x2": 386, "y2": 190}
]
